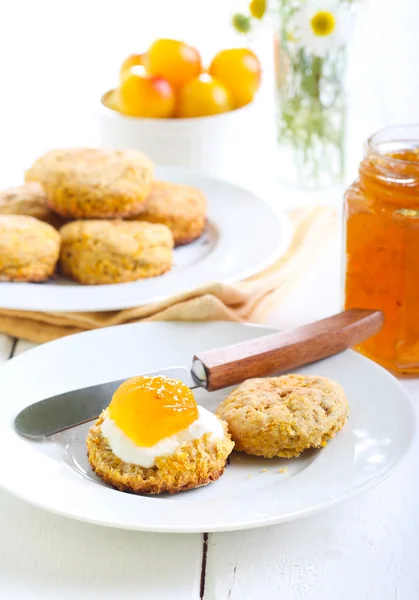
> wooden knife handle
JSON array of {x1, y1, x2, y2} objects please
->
[{"x1": 191, "y1": 309, "x2": 384, "y2": 391}]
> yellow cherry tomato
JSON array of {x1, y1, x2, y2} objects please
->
[
  {"x1": 147, "y1": 39, "x2": 202, "y2": 88},
  {"x1": 176, "y1": 74, "x2": 232, "y2": 118},
  {"x1": 120, "y1": 53, "x2": 147, "y2": 79},
  {"x1": 209, "y1": 48, "x2": 261, "y2": 109},
  {"x1": 120, "y1": 66, "x2": 175, "y2": 118}
]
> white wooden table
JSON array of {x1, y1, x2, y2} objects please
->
[{"x1": 1, "y1": 240, "x2": 418, "y2": 600}]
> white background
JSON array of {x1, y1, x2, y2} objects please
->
[
  {"x1": 0, "y1": 0, "x2": 418, "y2": 191},
  {"x1": 0, "y1": 1, "x2": 419, "y2": 598}
]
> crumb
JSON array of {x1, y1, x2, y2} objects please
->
[
  {"x1": 278, "y1": 467, "x2": 288, "y2": 474},
  {"x1": 260, "y1": 468, "x2": 268, "y2": 473},
  {"x1": 247, "y1": 475, "x2": 252, "y2": 479}
]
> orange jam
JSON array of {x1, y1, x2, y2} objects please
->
[
  {"x1": 108, "y1": 375, "x2": 198, "y2": 446},
  {"x1": 344, "y1": 126, "x2": 419, "y2": 374}
]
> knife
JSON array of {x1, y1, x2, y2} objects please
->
[{"x1": 14, "y1": 309, "x2": 383, "y2": 440}]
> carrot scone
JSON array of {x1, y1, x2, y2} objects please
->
[
  {"x1": 59, "y1": 220, "x2": 174, "y2": 284},
  {"x1": 216, "y1": 375, "x2": 349, "y2": 458},
  {"x1": 0, "y1": 215, "x2": 61, "y2": 282},
  {"x1": 0, "y1": 182, "x2": 65, "y2": 229},
  {"x1": 132, "y1": 180, "x2": 206, "y2": 245},
  {"x1": 25, "y1": 148, "x2": 154, "y2": 219},
  {"x1": 87, "y1": 375, "x2": 234, "y2": 494}
]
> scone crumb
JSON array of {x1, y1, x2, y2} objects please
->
[
  {"x1": 260, "y1": 468, "x2": 268, "y2": 473},
  {"x1": 278, "y1": 467, "x2": 288, "y2": 474}
]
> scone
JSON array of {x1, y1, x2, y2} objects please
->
[
  {"x1": 0, "y1": 182, "x2": 65, "y2": 228},
  {"x1": 0, "y1": 215, "x2": 61, "y2": 282},
  {"x1": 132, "y1": 180, "x2": 206, "y2": 245},
  {"x1": 86, "y1": 375, "x2": 234, "y2": 494},
  {"x1": 59, "y1": 220, "x2": 174, "y2": 284},
  {"x1": 25, "y1": 148, "x2": 154, "y2": 219},
  {"x1": 216, "y1": 375, "x2": 348, "y2": 458}
]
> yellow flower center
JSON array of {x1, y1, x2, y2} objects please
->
[
  {"x1": 310, "y1": 10, "x2": 336, "y2": 37},
  {"x1": 249, "y1": 0, "x2": 267, "y2": 20}
]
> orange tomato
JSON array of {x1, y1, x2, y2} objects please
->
[
  {"x1": 147, "y1": 39, "x2": 202, "y2": 88},
  {"x1": 119, "y1": 66, "x2": 175, "y2": 118},
  {"x1": 176, "y1": 74, "x2": 232, "y2": 118},
  {"x1": 120, "y1": 53, "x2": 146, "y2": 79},
  {"x1": 209, "y1": 48, "x2": 261, "y2": 109}
]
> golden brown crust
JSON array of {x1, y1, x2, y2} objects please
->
[
  {"x1": 0, "y1": 214, "x2": 61, "y2": 282},
  {"x1": 216, "y1": 375, "x2": 349, "y2": 458},
  {"x1": 59, "y1": 219, "x2": 174, "y2": 284},
  {"x1": 25, "y1": 148, "x2": 154, "y2": 219},
  {"x1": 86, "y1": 410, "x2": 234, "y2": 494},
  {"x1": 131, "y1": 180, "x2": 206, "y2": 246},
  {"x1": 0, "y1": 182, "x2": 66, "y2": 229}
]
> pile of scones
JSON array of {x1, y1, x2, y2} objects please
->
[{"x1": 0, "y1": 148, "x2": 206, "y2": 284}]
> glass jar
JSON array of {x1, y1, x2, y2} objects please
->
[{"x1": 344, "y1": 125, "x2": 419, "y2": 375}]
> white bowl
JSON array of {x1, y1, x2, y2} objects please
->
[{"x1": 97, "y1": 91, "x2": 274, "y2": 186}]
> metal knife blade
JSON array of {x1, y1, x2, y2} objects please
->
[{"x1": 14, "y1": 366, "x2": 199, "y2": 440}]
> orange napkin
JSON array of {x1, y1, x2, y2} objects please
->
[{"x1": 0, "y1": 207, "x2": 336, "y2": 343}]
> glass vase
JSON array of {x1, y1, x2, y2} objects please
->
[{"x1": 274, "y1": 28, "x2": 348, "y2": 189}]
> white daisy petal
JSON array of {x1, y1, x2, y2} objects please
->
[{"x1": 291, "y1": 1, "x2": 353, "y2": 57}]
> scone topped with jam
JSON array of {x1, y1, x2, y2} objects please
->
[
  {"x1": 87, "y1": 375, "x2": 234, "y2": 494},
  {"x1": 25, "y1": 148, "x2": 154, "y2": 219},
  {"x1": 216, "y1": 375, "x2": 348, "y2": 458}
]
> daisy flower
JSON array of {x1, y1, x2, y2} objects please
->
[{"x1": 292, "y1": 1, "x2": 353, "y2": 57}]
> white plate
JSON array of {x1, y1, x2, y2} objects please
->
[
  {"x1": 0, "y1": 167, "x2": 292, "y2": 312},
  {"x1": 0, "y1": 322, "x2": 415, "y2": 533}
]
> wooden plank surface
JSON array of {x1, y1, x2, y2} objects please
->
[
  {"x1": 204, "y1": 381, "x2": 419, "y2": 600},
  {"x1": 2, "y1": 336, "x2": 418, "y2": 600},
  {"x1": 0, "y1": 334, "x2": 13, "y2": 365},
  {"x1": 0, "y1": 335, "x2": 204, "y2": 600}
]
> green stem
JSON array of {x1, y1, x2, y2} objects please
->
[
  {"x1": 274, "y1": 4, "x2": 348, "y2": 188},
  {"x1": 312, "y1": 56, "x2": 322, "y2": 100}
]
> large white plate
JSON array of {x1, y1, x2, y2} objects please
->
[
  {"x1": 0, "y1": 322, "x2": 415, "y2": 533},
  {"x1": 0, "y1": 167, "x2": 292, "y2": 312}
]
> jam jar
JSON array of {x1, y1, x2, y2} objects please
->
[{"x1": 344, "y1": 125, "x2": 419, "y2": 374}]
